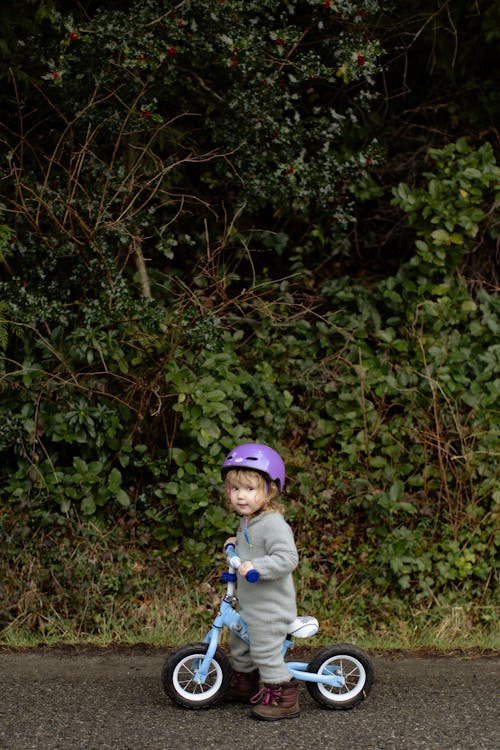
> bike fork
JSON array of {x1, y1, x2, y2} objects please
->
[{"x1": 193, "y1": 619, "x2": 223, "y2": 685}]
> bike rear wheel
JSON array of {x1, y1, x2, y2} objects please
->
[
  {"x1": 306, "y1": 644, "x2": 374, "y2": 709},
  {"x1": 162, "y1": 642, "x2": 231, "y2": 709}
]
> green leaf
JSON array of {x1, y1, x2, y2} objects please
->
[
  {"x1": 431, "y1": 228, "x2": 450, "y2": 245},
  {"x1": 172, "y1": 447, "x2": 188, "y2": 466},
  {"x1": 81, "y1": 496, "x2": 96, "y2": 515},
  {"x1": 116, "y1": 489, "x2": 130, "y2": 507},
  {"x1": 108, "y1": 467, "x2": 122, "y2": 492},
  {"x1": 389, "y1": 480, "x2": 404, "y2": 503}
]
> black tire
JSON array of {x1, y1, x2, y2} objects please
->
[
  {"x1": 161, "y1": 642, "x2": 231, "y2": 709},
  {"x1": 305, "y1": 643, "x2": 374, "y2": 709}
]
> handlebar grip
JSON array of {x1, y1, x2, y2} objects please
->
[{"x1": 245, "y1": 569, "x2": 260, "y2": 583}]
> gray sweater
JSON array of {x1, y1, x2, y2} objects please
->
[{"x1": 234, "y1": 511, "x2": 299, "y2": 628}]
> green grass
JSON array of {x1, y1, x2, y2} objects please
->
[{"x1": 1, "y1": 579, "x2": 498, "y2": 653}]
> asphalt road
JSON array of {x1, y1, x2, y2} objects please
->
[{"x1": 0, "y1": 648, "x2": 498, "y2": 750}]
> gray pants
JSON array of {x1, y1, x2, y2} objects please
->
[{"x1": 229, "y1": 619, "x2": 291, "y2": 684}]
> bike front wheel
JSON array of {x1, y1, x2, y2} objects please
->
[
  {"x1": 162, "y1": 642, "x2": 231, "y2": 709},
  {"x1": 306, "y1": 644, "x2": 374, "y2": 709}
]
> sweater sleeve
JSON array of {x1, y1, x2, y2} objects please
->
[{"x1": 250, "y1": 514, "x2": 298, "y2": 580}]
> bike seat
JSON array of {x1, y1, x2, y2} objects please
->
[{"x1": 286, "y1": 615, "x2": 319, "y2": 638}]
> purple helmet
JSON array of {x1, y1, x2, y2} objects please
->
[{"x1": 221, "y1": 443, "x2": 286, "y2": 492}]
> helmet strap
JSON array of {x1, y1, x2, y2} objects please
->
[{"x1": 243, "y1": 517, "x2": 252, "y2": 547}]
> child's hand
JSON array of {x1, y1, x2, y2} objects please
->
[
  {"x1": 224, "y1": 536, "x2": 237, "y2": 548},
  {"x1": 237, "y1": 560, "x2": 255, "y2": 577}
]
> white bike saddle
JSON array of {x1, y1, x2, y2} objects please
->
[{"x1": 286, "y1": 615, "x2": 319, "y2": 638}]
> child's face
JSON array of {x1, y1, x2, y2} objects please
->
[{"x1": 227, "y1": 471, "x2": 267, "y2": 517}]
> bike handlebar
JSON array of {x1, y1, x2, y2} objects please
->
[{"x1": 224, "y1": 543, "x2": 260, "y2": 582}]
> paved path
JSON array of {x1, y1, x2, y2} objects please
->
[{"x1": 0, "y1": 649, "x2": 498, "y2": 749}]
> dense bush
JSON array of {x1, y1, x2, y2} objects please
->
[
  {"x1": 0, "y1": 0, "x2": 387, "y2": 552},
  {"x1": 2, "y1": 138, "x2": 499, "y2": 625},
  {"x1": 0, "y1": 1, "x2": 498, "y2": 640}
]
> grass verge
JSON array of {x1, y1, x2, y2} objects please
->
[
  {"x1": 1, "y1": 578, "x2": 498, "y2": 653},
  {"x1": 2, "y1": 515, "x2": 497, "y2": 653}
]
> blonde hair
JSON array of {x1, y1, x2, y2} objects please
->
[{"x1": 225, "y1": 469, "x2": 285, "y2": 514}]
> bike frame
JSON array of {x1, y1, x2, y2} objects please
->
[{"x1": 193, "y1": 562, "x2": 346, "y2": 690}]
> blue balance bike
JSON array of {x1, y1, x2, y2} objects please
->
[{"x1": 162, "y1": 544, "x2": 374, "y2": 710}]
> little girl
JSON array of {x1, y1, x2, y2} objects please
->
[{"x1": 222, "y1": 442, "x2": 300, "y2": 721}]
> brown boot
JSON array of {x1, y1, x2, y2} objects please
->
[
  {"x1": 225, "y1": 669, "x2": 260, "y2": 703},
  {"x1": 250, "y1": 678, "x2": 300, "y2": 721}
]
